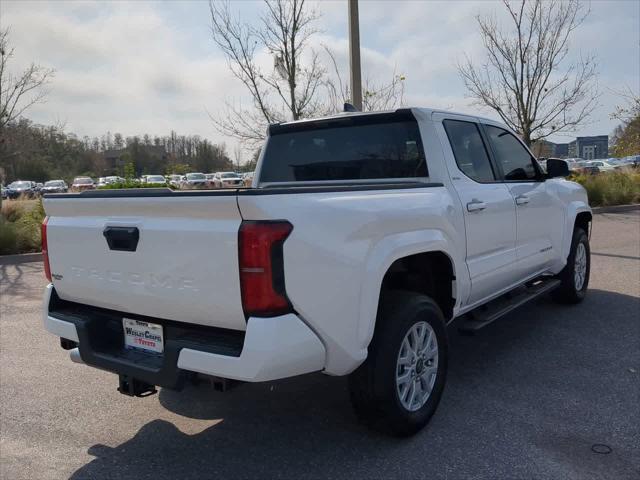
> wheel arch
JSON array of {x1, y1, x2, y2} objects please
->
[
  {"x1": 357, "y1": 230, "x2": 462, "y2": 356},
  {"x1": 562, "y1": 202, "x2": 592, "y2": 261}
]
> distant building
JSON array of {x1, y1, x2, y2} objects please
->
[
  {"x1": 575, "y1": 136, "x2": 608, "y2": 160},
  {"x1": 530, "y1": 139, "x2": 555, "y2": 158},
  {"x1": 554, "y1": 143, "x2": 569, "y2": 158},
  {"x1": 535, "y1": 135, "x2": 608, "y2": 159}
]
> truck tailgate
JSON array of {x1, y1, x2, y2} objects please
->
[{"x1": 44, "y1": 194, "x2": 247, "y2": 331}]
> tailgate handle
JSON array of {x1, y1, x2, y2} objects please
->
[{"x1": 103, "y1": 226, "x2": 140, "y2": 252}]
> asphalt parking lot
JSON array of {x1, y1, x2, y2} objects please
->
[{"x1": 1, "y1": 210, "x2": 639, "y2": 480}]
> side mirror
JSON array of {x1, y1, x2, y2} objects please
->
[{"x1": 546, "y1": 158, "x2": 570, "y2": 178}]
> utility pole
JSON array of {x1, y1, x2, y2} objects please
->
[{"x1": 348, "y1": 0, "x2": 362, "y2": 111}]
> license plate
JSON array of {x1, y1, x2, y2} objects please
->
[{"x1": 123, "y1": 318, "x2": 164, "y2": 354}]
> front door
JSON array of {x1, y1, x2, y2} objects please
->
[
  {"x1": 438, "y1": 118, "x2": 518, "y2": 305},
  {"x1": 483, "y1": 125, "x2": 564, "y2": 278}
]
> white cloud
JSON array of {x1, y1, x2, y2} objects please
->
[{"x1": 1, "y1": 0, "x2": 638, "y2": 149}]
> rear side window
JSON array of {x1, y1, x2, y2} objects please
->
[
  {"x1": 443, "y1": 120, "x2": 495, "y2": 183},
  {"x1": 485, "y1": 125, "x2": 538, "y2": 181},
  {"x1": 260, "y1": 113, "x2": 427, "y2": 183}
]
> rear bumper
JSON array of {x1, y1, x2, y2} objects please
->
[{"x1": 42, "y1": 284, "x2": 325, "y2": 386}]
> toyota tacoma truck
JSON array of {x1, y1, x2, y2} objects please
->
[{"x1": 41, "y1": 108, "x2": 591, "y2": 435}]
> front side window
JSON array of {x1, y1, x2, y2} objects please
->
[
  {"x1": 485, "y1": 126, "x2": 538, "y2": 181},
  {"x1": 260, "y1": 113, "x2": 427, "y2": 183},
  {"x1": 443, "y1": 120, "x2": 495, "y2": 183}
]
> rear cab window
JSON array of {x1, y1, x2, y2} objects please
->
[
  {"x1": 259, "y1": 111, "x2": 428, "y2": 184},
  {"x1": 443, "y1": 119, "x2": 496, "y2": 183}
]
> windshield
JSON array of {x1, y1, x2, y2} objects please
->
[
  {"x1": 146, "y1": 176, "x2": 165, "y2": 183},
  {"x1": 74, "y1": 177, "x2": 93, "y2": 184},
  {"x1": 9, "y1": 181, "x2": 31, "y2": 188},
  {"x1": 221, "y1": 173, "x2": 238, "y2": 178},
  {"x1": 44, "y1": 181, "x2": 64, "y2": 187},
  {"x1": 260, "y1": 112, "x2": 427, "y2": 183},
  {"x1": 186, "y1": 173, "x2": 205, "y2": 180}
]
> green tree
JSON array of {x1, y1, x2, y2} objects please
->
[{"x1": 122, "y1": 153, "x2": 135, "y2": 179}]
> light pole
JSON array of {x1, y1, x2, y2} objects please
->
[{"x1": 348, "y1": 0, "x2": 362, "y2": 111}]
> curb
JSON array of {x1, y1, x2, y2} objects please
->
[
  {"x1": 591, "y1": 204, "x2": 640, "y2": 214},
  {"x1": 0, "y1": 252, "x2": 43, "y2": 266}
]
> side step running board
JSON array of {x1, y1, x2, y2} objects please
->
[{"x1": 458, "y1": 278, "x2": 561, "y2": 334}]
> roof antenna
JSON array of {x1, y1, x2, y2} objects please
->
[{"x1": 343, "y1": 102, "x2": 359, "y2": 112}]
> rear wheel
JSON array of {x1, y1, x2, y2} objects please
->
[
  {"x1": 349, "y1": 292, "x2": 448, "y2": 436},
  {"x1": 553, "y1": 227, "x2": 590, "y2": 304}
]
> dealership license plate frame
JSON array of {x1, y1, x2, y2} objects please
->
[{"x1": 122, "y1": 318, "x2": 164, "y2": 355}]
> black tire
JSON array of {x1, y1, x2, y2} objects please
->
[
  {"x1": 348, "y1": 291, "x2": 448, "y2": 436},
  {"x1": 552, "y1": 227, "x2": 590, "y2": 304}
]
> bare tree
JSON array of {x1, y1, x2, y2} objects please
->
[
  {"x1": 209, "y1": 0, "x2": 406, "y2": 149},
  {"x1": 0, "y1": 28, "x2": 55, "y2": 133},
  {"x1": 610, "y1": 85, "x2": 640, "y2": 123},
  {"x1": 322, "y1": 45, "x2": 406, "y2": 113},
  {"x1": 458, "y1": 0, "x2": 598, "y2": 146},
  {"x1": 210, "y1": 0, "x2": 324, "y2": 146}
]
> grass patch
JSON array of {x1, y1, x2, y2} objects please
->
[
  {"x1": 571, "y1": 170, "x2": 640, "y2": 207},
  {"x1": 0, "y1": 198, "x2": 45, "y2": 255}
]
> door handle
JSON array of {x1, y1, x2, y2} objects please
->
[
  {"x1": 515, "y1": 195, "x2": 530, "y2": 205},
  {"x1": 466, "y1": 200, "x2": 487, "y2": 212},
  {"x1": 103, "y1": 226, "x2": 140, "y2": 252}
]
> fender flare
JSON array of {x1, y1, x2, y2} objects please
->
[
  {"x1": 356, "y1": 229, "x2": 464, "y2": 356},
  {"x1": 562, "y1": 201, "x2": 592, "y2": 261}
]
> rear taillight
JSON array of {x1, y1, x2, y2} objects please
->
[
  {"x1": 42, "y1": 216, "x2": 52, "y2": 282},
  {"x1": 239, "y1": 220, "x2": 293, "y2": 317}
]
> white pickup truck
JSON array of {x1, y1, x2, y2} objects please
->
[{"x1": 42, "y1": 108, "x2": 591, "y2": 435}]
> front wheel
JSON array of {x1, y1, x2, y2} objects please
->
[
  {"x1": 553, "y1": 227, "x2": 590, "y2": 304},
  {"x1": 349, "y1": 292, "x2": 448, "y2": 436}
]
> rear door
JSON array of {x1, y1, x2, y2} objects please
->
[
  {"x1": 482, "y1": 124, "x2": 564, "y2": 278},
  {"x1": 44, "y1": 192, "x2": 247, "y2": 331},
  {"x1": 437, "y1": 117, "x2": 518, "y2": 305}
]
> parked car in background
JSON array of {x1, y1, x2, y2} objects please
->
[
  {"x1": 243, "y1": 172, "x2": 254, "y2": 186},
  {"x1": 564, "y1": 158, "x2": 583, "y2": 171},
  {"x1": 106, "y1": 176, "x2": 125, "y2": 185},
  {"x1": 205, "y1": 174, "x2": 217, "y2": 188},
  {"x1": 96, "y1": 177, "x2": 108, "y2": 188},
  {"x1": 145, "y1": 175, "x2": 167, "y2": 185},
  {"x1": 586, "y1": 160, "x2": 616, "y2": 172},
  {"x1": 41, "y1": 180, "x2": 68, "y2": 194},
  {"x1": 1, "y1": 185, "x2": 7, "y2": 199},
  {"x1": 168, "y1": 175, "x2": 183, "y2": 188},
  {"x1": 71, "y1": 177, "x2": 95, "y2": 192},
  {"x1": 214, "y1": 171, "x2": 243, "y2": 188},
  {"x1": 6, "y1": 180, "x2": 38, "y2": 199},
  {"x1": 182, "y1": 173, "x2": 208, "y2": 189}
]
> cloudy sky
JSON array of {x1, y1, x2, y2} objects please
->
[{"x1": 2, "y1": 0, "x2": 638, "y2": 152}]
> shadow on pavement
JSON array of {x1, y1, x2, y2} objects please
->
[
  {"x1": 0, "y1": 263, "x2": 25, "y2": 298},
  {"x1": 70, "y1": 289, "x2": 640, "y2": 480}
]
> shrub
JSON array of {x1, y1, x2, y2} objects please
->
[
  {"x1": 0, "y1": 220, "x2": 18, "y2": 255},
  {"x1": 0, "y1": 198, "x2": 45, "y2": 254},
  {"x1": 1, "y1": 201, "x2": 25, "y2": 223},
  {"x1": 571, "y1": 171, "x2": 640, "y2": 207}
]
